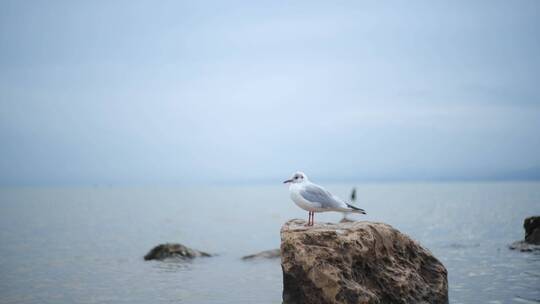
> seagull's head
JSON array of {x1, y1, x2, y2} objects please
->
[{"x1": 283, "y1": 171, "x2": 308, "y2": 184}]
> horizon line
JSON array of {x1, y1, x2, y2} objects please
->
[{"x1": 1, "y1": 175, "x2": 540, "y2": 188}]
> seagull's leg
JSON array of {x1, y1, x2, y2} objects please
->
[
  {"x1": 306, "y1": 212, "x2": 311, "y2": 226},
  {"x1": 310, "y1": 212, "x2": 313, "y2": 226},
  {"x1": 311, "y1": 212, "x2": 315, "y2": 226}
]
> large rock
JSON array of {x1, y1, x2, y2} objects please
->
[
  {"x1": 524, "y1": 216, "x2": 540, "y2": 244},
  {"x1": 144, "y1": 243, "x2": 212, "y2": 261},
  {"x1": 281, "y1": 219, "x2": 448, "y2": 304},
  {"x1": 509, "y1": 216, "x2": 540, "y2": 252}
]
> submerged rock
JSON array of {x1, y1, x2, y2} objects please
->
[
  {"x1": 509, "y1": 240, "x2": 540, "y2": 252},
  {"x1": 509, "y1": 216, "x2": 540, "y2": 252},
  {"x1": 144, "y1": 243, "x2": 212, "y2": 261},
  {"x1": 281, "y1": 219, "x2": 448, "y2": 304},
  {"x1": 242, "y1": 249, "x2": 281, "y2": 260}
]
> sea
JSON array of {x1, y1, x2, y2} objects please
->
[{"x1": 0, "y1": 182, "x2": 539, "y2": 303}]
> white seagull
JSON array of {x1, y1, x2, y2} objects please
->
[{"x1": 283, "y1": 171, "x2": 366, "y2": 226}]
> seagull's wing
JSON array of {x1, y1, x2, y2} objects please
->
[{"x1": 300, "y1": 183, "x2": 345, "y2": 209}]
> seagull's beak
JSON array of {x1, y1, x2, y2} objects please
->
[{"x1": 283, "y1": 179, "x2": 292, "y2": 184}]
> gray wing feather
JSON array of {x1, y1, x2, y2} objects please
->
[{"x1": 300, "y1": 184, "x2": 343, "y2": 209}]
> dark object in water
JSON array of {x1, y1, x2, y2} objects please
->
[
  {"x1": 281, "y1": 219, "x2": 448, "y2": 304},
  {"x1": 509, "y1": 216, "x2": 540, "y2": 252},
  {"x1": 144, "y1": 243, "x2": 212, "y2": 261},
  {"x1": 509, "y1": 241, "x2": 540, "y2": 252},
  {"x1": 524, "y1": 216, "x2": 540, "y2": 245},
  {"x1": 241, "y1": 249, "x2": 280, "y2": 260},
  {"x1": 341, "y1": 187, "x2": 360, "y2": 223}
]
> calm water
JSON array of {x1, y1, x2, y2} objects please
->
[{"x1": 0, "y1": 182, "x2": 539, "y2": 303}]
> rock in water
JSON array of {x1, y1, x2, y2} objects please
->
[
  {"x1": 280, "y1": 219, "x2": 448, "y2": 304},
  {"x1": 242, "y1": 249, "x2": 281, "y2": 260},
  {"x1": 524, "y1": 216, "x2": 540, "y2": 245},
  {"x1": 508, "y1": 240, "x2": 540, "y2": 252},
  {"x1": 509, "y1": 216, "x2": 540, "y2": 252},
  {"x1": 144, "y1": 243, "x2": 211, "y2": 261}
]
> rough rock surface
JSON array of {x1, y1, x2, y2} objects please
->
[
  {"x1": 509, "y1": 216, "x2": 540, "y2": 252},
  {"x1": 281, "y1": 219, "x2": 448, "y2": 304},
  {"x1": 242, "y1": 249, "x2": 281, "y2": 260},
  {"x1": 524, "y1": 216, "x2": 540, "y2": 244},
  {"x1": 144, "y1": 243, "x2": 211, "y2": 261}
]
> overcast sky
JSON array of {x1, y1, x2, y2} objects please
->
[{"x1": 1, "y1": 1, "x2": 539, "y2": 185}]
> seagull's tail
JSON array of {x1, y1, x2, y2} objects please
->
[{"x1": 345, "y1": 203, "x2": 366, "y2": 214}]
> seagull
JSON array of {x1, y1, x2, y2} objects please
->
[{"x1": 283, "y1": 171, "x2": 366, "y2": 226}]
